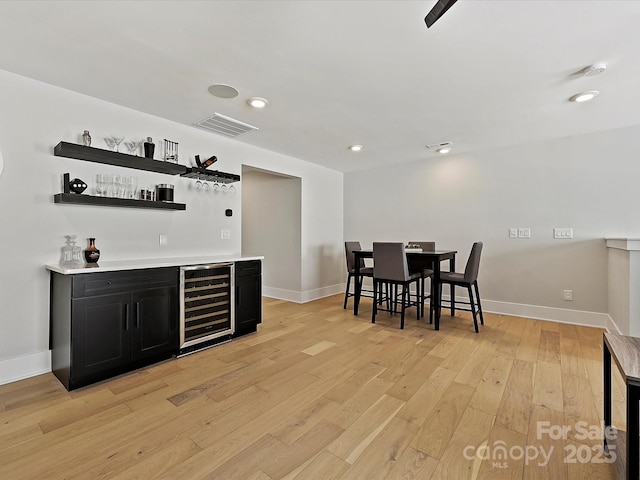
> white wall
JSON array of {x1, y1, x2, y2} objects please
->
[
  {"x1": 344, "y1": 124, "x2": 640, "y2": 327},
  {"x1": 242, "y1": 168, "x2": 302, "y2": 297},
  {"x1": 0, "y1": 69, "x2": 344, "y2": 384},
  {"x1": 240, "y1": 154, "x2": 345, "y2": 302}
]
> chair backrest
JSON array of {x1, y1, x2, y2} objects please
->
[
  {"x1": 464, "y1": 242, "x2": 483, "y2": 283},
  {"x1": 408, "y1": 241, "x2": 435, "y2": 251},
  {"x1": 373, "y1": 242, "x2": 410, "y2": 282},
  {"x1": 345, "y1": 241, "x2": 364, "y2": 272}
]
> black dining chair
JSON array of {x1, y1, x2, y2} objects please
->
[
  {"x1": 343, "y1": 241, "x2": 374, "y2": 309},
  {"x1": 371, "y1": 242, "x2": 424, "y2": 329},
  {"x1": 438, "y1": 242, "x2": 484, "y2": 333},
  {"x1": 407, "y1": 241, "x2": 435, "y2": 321}
]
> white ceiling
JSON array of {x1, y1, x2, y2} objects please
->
[{"x1": 1, "y1": 0, "x2": 639, "y2": 173}]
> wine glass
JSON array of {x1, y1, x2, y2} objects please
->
[
  {"x1": 104, "y1": 137, "x2": 116, "y2": 151},
  {"x1": 125, "y1": 139, "x2": 141, "y2": 156},
  {"x1": 111, "y1": 136, "x2": 125, "y2": 153},
  {"x1": 229, "y1": 184, "x2": 236, "y2": 194}
]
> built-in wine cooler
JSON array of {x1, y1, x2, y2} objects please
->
[{"x1": 179, "y1": 263, "x2": 234, "y2": 356}]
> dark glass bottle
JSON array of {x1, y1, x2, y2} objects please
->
[{"x1": 144, "y1": 137, "x2": 155, "y2": 159}]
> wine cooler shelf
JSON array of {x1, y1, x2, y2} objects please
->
[{"x1": 179, "y1": 263, "x2": 234, "y2": 355}]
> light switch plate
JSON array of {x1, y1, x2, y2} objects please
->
[
  {"x1": 221, "y1": 229, "x2": 231, "y2": 240},
  {"x1": 518, "y1": 228, "x2": 531, "y2": 239},
  {"x1": 509, "y1": 228, "x2": 518, "y2": 239},
  {"x1": 159, "y1": 234, "x2": 168, "y2": 246}
]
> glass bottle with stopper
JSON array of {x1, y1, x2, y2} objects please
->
[
  {"x1": 60, "y1": 235, "x2": 83, "y2": 266},
  {"x1": 82, "y1": 130, "x2": 91, "y2": 147}
]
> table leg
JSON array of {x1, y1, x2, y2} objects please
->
[
  {"x1": 449, "y1": 257, "x2": 455, "y2": 316},
  {"x1": 627, "y1": 384, "x2": 640, "y2": 479},
  {"x1": 604, "y1": 342, "x2": 612, "y2": 452},
  {"x1": 434, "y1": 263, "x2": 441, "y2": 330},
  {"x1": 354, "y1": 254, "x2": 361, "y2": 316}
]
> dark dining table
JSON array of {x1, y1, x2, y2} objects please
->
[{"x1": 352, "y1": 249, "x2": 457, "y2": 330}]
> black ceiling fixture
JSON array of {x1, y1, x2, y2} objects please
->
[{"x1": 424, "y1": 0, "x2": 458, "y2": 28}]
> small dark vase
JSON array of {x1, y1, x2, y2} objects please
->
[{"x1": 84, "y1": 238, "x2": 100, "y2": 264}]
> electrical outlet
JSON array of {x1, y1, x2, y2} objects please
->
[
  {"x1": 554, "y1": 228, "x2": 573, "y2": 239},
  {"x1": 509, "y1": 228, "x2": 518, "y2": 239},
  {"x1": 221, "y1": 229, "x2": 231, "y2": 240},
  {"x1": 159, "y1": 234, "x2": 168, "y2": 246},
  {"x1": 518, "y1": 228, "x2": 531, "y2": 239},
  {"x1": 563, "y1": 289, "x2": 573, "y2": 301}
]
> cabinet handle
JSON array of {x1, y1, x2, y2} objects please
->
[
  {"x1": 124, "y1": 304, "x2": 130, "y2": 330},
  {"x1": 236, "y1": 286, "x2": 241, "y2": 305},
  {"x1": 135, "y1": 302, "x2": 140, "y2": 328}
]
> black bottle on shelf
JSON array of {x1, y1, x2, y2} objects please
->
[{"x1": 144, "y1": 137, "x2": 155, "y2": 159}]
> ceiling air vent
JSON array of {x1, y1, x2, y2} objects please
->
[
  {"x1": 425, "y1": 141, "x2": 452, "y2": 150},
  {"x1": 194, "y1": 113, "x2": 258, "y2": 138}
]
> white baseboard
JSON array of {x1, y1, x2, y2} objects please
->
[
  {"x1": 263, "y1": 284, "x2": 343, "y2": 304},
  {"x1": 605, "y1": 314, "x2": 623, "y2": 334},
  {"x1": 477, "y1": 298, "x2": 609, "y2": 329},
  {"x1": 266, "y1": 283, "x2": 611, "y2": 330},
  {"x1": 0, "y1": 350, "x2": 51, "y2": 386}
]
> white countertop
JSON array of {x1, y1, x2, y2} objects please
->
[
  {"x1": 605, "y1": 238, "x2": 640, "y2": 251},
  {"x1": 46, "y1": 255, "x2": 264, "y2": 275}
]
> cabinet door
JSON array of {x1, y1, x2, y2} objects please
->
[
  {"x1": 235, "y1": 275, "x2": 262, "y2": 336},
  {"x1": 131, "y1": 286, "x2": 177, "y2": 361},
  {"x1": 71, "y1": 293, "x2": 131, "y2": 380}
]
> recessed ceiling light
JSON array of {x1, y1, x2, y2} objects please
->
[
  {"x1": 247, "y1": 97, "x2": 268, "y2": 108},
  {"x1": 569, "y1": 90, "x2": 599, "y2": 103},
  {"x1": 348, "y1": 145, "x2": 364, "y2": 152},
  {"x1": 436, "y1": 147, "x2": 451, "y2": 154},
  {"x1": 208, "y1": 84, "x2": 239, "y2": 99}
]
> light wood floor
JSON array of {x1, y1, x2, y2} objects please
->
[{"x1": 0, "y1": 295, "x2": 626, "y2": 479}]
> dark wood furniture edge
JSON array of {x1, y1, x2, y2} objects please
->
[
  {"x1": 54, "y1": 193, "x2": 186, "y2": 210},
  {"x1": 54, "y1": 141, "x2": 187, "y2": 175}
]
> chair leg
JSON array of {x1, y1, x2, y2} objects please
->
[
  {"x1": 400, "y1": 286, "x2": 406, "y2": 329},
  {"x1": 450, "y1": 283, "x2": 455, "y2": 316},
  {"x1": 435, "y1": 281, "x2": 442, "y2": 330},
  {"x1": 429, "y1": 278, "x2": 435, "y2": 324},
  {"x1": 393, "y1": 284, "x2": 399, "y2": 314},
  {"x1": 429, "y1": 297, "x2": 434, "y2": 324},
  {"x1": 343, "y1": 273, "x2": 352, "y2": 309},
  {"x1": 468, "y1": 285, "x2": 479, "y2": 333},
  {"x1": 474, "y1": 282, "x2": 484, "y2": 325},
  {"x1": 371, "y1": 279, "x2": 378, "y2": 323}
]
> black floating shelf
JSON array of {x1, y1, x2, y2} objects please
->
[
  {"x1": 181, "y1": 167, "x2": 240, "y2": 183},
  {"x1": 54, "y1": 141, "x2": 187, "y2": 176},
  {"x1": 54, "y1": 193, "x2": 186, "y2": 211}
]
